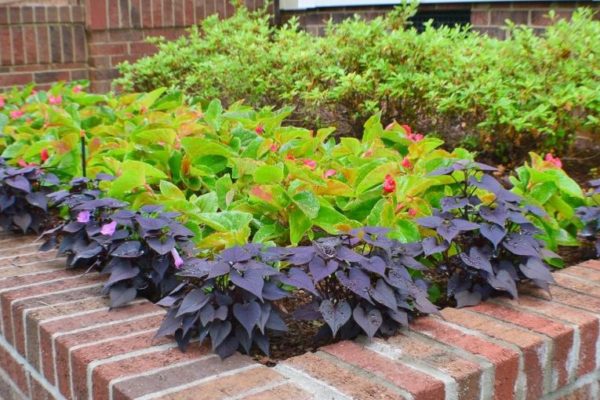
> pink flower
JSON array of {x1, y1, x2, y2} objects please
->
[
  {"x1": 324, "y1": 169, "x2": 337, "y2": 178},
  {"x1": 545, "y1": 153, "x2": 562, "y2": 168},
  {"x1": 100, "y1": 221, "x2": 117, "y2": 236},
  {"x1": 383, "y1": 174, "x2": 396, "y2": 194},
  {"x1": 286, "y1": 153, "x2": 295, "y2": 161},
  {"x1": 40, "y1": 148, "x2": 49, "y2": 162},
  {"x1": 401, "y1": 157, "x2": 411, "y2": 168},
  {"x1": 48, "y1": 95, "x2": 62, "y2": 105},
  {"x1": 10, "y1": 110, "x2": 24, "y2": 119},
  {"x1": 171, "y1": 248, "x2": 184, "y2": 269},
  {"x1": 408, "y1": 208, "x2": 417, "y2": 217},
  {"x1": 407, "y1": 133, "x2": 424, "y2": 142},
  {"x1": 255, "y1": 125, "x2": 264, "y2": 135},
  {"x1": 303, "y1": 159, "x2": 317, "y2": 170},
  {"x1": 402, "y1": 124, "x2": 412, "y2": 135},
  {"x1": 77, "y1": 211, "x2": 91, "y2": 223},
  {"x1": 73, "y1": 85, "x2": 83, "y2": 93},
  {"x1": 270, "y1": 143, "x2": 278, "y2": 152},
  {"x1": 0, "y1": 97, "x2": 5, "y2": 108}
]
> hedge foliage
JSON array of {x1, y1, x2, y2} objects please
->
[{"x1": 116, "y1": 4, "x2": 600, "y2": 162}]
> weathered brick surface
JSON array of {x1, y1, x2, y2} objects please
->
[{"x1": 1, "y1": 236, "x2": 600, "y2": 399}]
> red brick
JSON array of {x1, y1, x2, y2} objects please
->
[
  {"x1": 129, "y1": 41, "x2": 156, "y2": 55},
  {"x1": 0, "y1": 73, "x2": 33, "y2": 87},
  {"x1": 11, "y1": 26, "x2": 24, "y2": 65},
  {"x1": 152, "y1": 0, "x2": 163, "y2": 27},
  {"x1": 49, "y1": 25, "x2": 61, "y2": 63},
  {"x1": 59, "y1": 6, "x2": 71, "y2": 23},
  {"x1": 158, "y1": 366, "x2": 286, "y2": 400},
  {"x1": 21, "y1": 7, "x2": 34, "y2": 24},
  {"x1": 61, "y1": 26, "x2": 74, "y2": 63},
  {"x1": 89, "y1": 42, "x2": 128, "y2": 56},
  {"x1": 0, "y1": 26, "x2": 10, "y2": 66},
  {"x1": 471, "y1": 10, "x2": 490, "y2": 26},
  {"x1": 383, "y1": 333, "x2": 482, "y2": 399},
  {"x1": 174, "y1": 0, "x2": 184, "y2": 26},
  {"x1": 491, "y1": 10, "x2": 529, "y2": 26},
  {"x1": 241, "y1": 383, "x2": 312, "y2": 400},
  {"x1": 0, "y1": 345, "x2": 29, "y2": 395},
  {"x1": 33, "y1": 6, "x2": 46, "y2": 23},
  {"x1": 579, "y1": 260, "x2": 600, "y2": 271},
  {"x1": 119, "y1": 0, "x2": 131, "y2": 28},
  {"x1": 0, "y1": 250, "x2": 59, "y2": 268},
  {"x1": 471, "y1": 302, "x2": 574, "y2": 388},
  {"x1": 498, "y1": 295, "x2": 599, "y2": 378},
  {"x1": 322, "y1": 341, "x2": 446, "y2": 400},
  {"x1": 87, "y1": 0, "x2": 108, "y2": 30},
  {"x1": 142, "y1": 0, "x2": 153, "y2": 27},
  {"x1": 8, "y1": 7, "x2": 20, "y2": 24},
  {"x1": 284, "y1": 352, "x2": 407, "y2": 399},
  {"x1": 556, "y1": 383, "x2": 596, "y2": 400},
  {"x1": 0, "y1": 7, "x2": 8, "y2": 25},
  {"x1": 559, "y1": 266, "x2": 600, "y2": 285},
  {"x1": 73, "y1": 25, "x2": 87, "y2": 62},
  {"x1": 131, "y1": 0, "x2": 142, "y2": 28},
  {"x1": 184, "y1": 0, "x2": 195, "y2": 25},
  {"x1": 46, "y1": 7, "x2": 59, "y2": 23},
  {"x1": 34, "y1": 70, "x2": 71, "y2": 84},
  {"x1": 72, "y1": 5, "x2": 84, "y2": 23},
  {"x1": 164, "y1": 0, "x2": 174, "y2": 26},
  {"x1": 70, "y1": 331, "x2": 172, "y2": 399},
  {"x1": 41, "y1": 301, "x2": 160, "y2": 385},
  {"x1": 441, "y1": 307, "x2": 547, "y2": 399},
  {"x1": 106, "y1": 349, "x2": 251, "y2": 400},
  {"x1": 412, "y1": 316, "x2": 519, "y2": 400}
]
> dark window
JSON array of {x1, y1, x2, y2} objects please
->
[{"x1": 410, "y1": 9, "x2": 471, "y2": 31}]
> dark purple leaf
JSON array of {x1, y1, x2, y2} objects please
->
[
  {"x1": 209, "y1": 320, "x2": 232, "y2": 350},
  {"x1": 437, "y1": 222, "x2": 459, "y2": 243},
  {"x1": 417, "y1": 216, "x2": 443, "y2": 229},
  {"x1": 454, "y1": 290, "x2": 482, "y2": 308},
  {"x1": 469, "y1": 174, "x2": 502, "y2": 192},
  {"x1": 309, "y1": 257, "x2": 338, "y2": 282},
  {"x1": 177, "y1": 289, "x2": 210, "y2": 316},
  {"x1": 233, "y1": 301, "x2": 261, "y2": 335},
  {"x1": 487, "y1": 269, "x2": 517, "y2": 298},
  {"x1": 353, "y1": 306, "x2": 382, "y2": 338},
  {"x1": 109, "y1": 285, "x2": 137, "y2": 308},
  {"x1": 5, "y1": 175, "x2": 31, "y2": 193},
  {"x1": 460, "y1": 247, "x2": 493, "y2": 274},
  {"x1": 385, "y1": 266, "x2": 411, "y2": 292},
  {"x1": 106, "y1": 262, "x2": 139, "y2": 286},
  {"x1": 503, "y1": 234, "x2": 540, "y2": 257},
  {"x1": 337, "y1": 246, "x2": 367, "y2": 263},
  {"x1": 319, "y1": 299, "x2": 351, "y2": 337},
  {"x1": 220, "y1": 245, "x2": 259, "y2": 263},
  {"x1": 25, "y1": 192, "x2": 47, "y2": 211},
  {"x1": 200, "y1": 305, "x2": 215, "y2": 326},
  {"x1": 452, "y1": 219, "x2": 480, "y2": 231},
  {"x1": 147, "y1": 236, "x2": 176, "y2": 255},
  {"x1": 230, "y1": 269, "x2": 265, "y2": 299},
  {"x1": 441, "y1": 196, "x2": 468, "y2": 212},
  {"x1": 336, "y1": 268, "x2": 372, "y2": 301},
  {"x1": 208, "y1": 261, "x2": 230, "y2": 278},
  {"x1": 363, "y1": 256, "x2": 386, "y2": 276},
  {"x1": 413, "y1": 291, "x2": 438, "y2": 314},
  {"x1": 156, "y1": 309, "x2": 182, "y2": 338},
  {"x1": 387, "y1": 309, "x2": 408, "y2": 326},
  {"x1": 280, "y1": 267, "x2": 318, "y2": 295},
  {"x1": 479, "y1": 205, "x2": 507, "y2": 226},
  {"x1": 262, "y1": 282, "x2": 289, "y2": 300},
  {"x1": 422, "y1": 237, "x2": 448, "y2": 256},
  {"x1": 286, "y1": 246, "x2": 315, "y2": 265},
  {"x1": 479, "y1": 223, "x2": 506, "y2": 249},
  {"x1": 519, "y1": 257, "x2": 554, "y2": 284},
  {"x1": 13, "y1": 212, "x2": 32, "y2": 233},
  {"x1": 428, "y1": 166, "x2": 456, "y2": 176},
  {"x1": 369, "y1": 279, "x2": 397, "y2": 309},
  {"x1": 265, "y1": 311, "x2": 287, "y2": 332},
  {"x1": 496, "y1": 189, "x2": 521, "y2": 203},
  {"x1": 111, "y1": 241, "x2": 143, "y2": 258},
  {"x1": 472, "y1": 162, "x2": 498, "y2": 172}
]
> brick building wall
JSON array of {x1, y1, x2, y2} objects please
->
[
  {"x1": 0, "y1": 0, "x2": 267, "y2": 92},
  {"x1": 0, "y1": 1, "x2": 597, "y2": 92},
  {"x1": 281, "y1": 1, "x2": 600, "y2": 39}
]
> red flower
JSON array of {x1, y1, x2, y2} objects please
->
[
  {"x1": 545, "y1": 153, "x2": 563, "y2": 168},
  {"x1": 401, "y1": 157, "x2": 411, "y2": 168},
  {"x1": 17, "y1": 159, "x2": 36, "y2": 167},
  {"x1": 402, "y1": 124, "x2": 412, "y2": 135},
  {"x1": 0, "y1": 96, "x2": 5, "y2": 108},
  {"x1": 383, "y1": 174, "x2": 396, "y2": 193},
  {"x1": 73, "y1": 85, "x2": 83, "y2": 93},
  {"x1": 324, "y1": 169, "x2": 337, "y2": 178},
  {"x1": 407, "y1": 133, "x2": 424, "y2": 142},
  {"x1": 408, "y1": 208, "x2": 417, "y2": 217},
  {"x1": 286, "y1": 153, "x2": 295, "y2": 161},
  {"x1": 40, "y1": 149, "x2": 49, "y2": 162},
  {"x1": 362, "y1": 149, "x2": 374, "y2": 158},
  {"x1": 48, "y1": 95, "x2": 62, "y2": 105},
  {"x1": 303, "y1": 159, "x2": 317, "y2": 170},
  {"x1": 270, "y1": 143, "x2": 278, "y2": 152},
  {"x1": 255, "y1": 125, "x2": 265, "y2": 135},
  {"x1": 10, "y1": 110, "x2": 24, "y2": 119}
]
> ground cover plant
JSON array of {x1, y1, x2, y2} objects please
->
[
  {"x1": 116, "y1": 3, "x2": 600, "y2": 164},
  {"x1": 0, "y1": 83, "x2": 596, "y2": 358}
]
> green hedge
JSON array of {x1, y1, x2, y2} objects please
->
[{"x1": 116, "y1": 5, "x2": 600, "y2": 163}]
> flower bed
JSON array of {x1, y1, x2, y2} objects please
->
[{"x1": 0, "y1": 83, "x2": 598, "y2": 359}]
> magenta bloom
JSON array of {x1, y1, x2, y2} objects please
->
[
  {"x1": 545, "y1": 153, "x2": 563, "y2": 168},
  {"x1": 0, "y1": 97, "x2": 5, "y2": 108},
  {"x1": 303, "y1": 159, "x2": 317, "y2": 170},
  {"x1": 76, "y1": 211, "x2": 91, "y2": 223},
  {"x1": 48, "y1": 95, "x2": 62, "y2": 105},
  {"x1": 10, "y1": 110, "x2": 23, "y2": 119},
  {"x1": 100, "y1": 221, "x2": 117, "y2": 236},
  {"x1": 73, "y1": 85, "x2": 83, "y2": 93},
  {"x1": 171, "y1": 248, "x2": 184, "y2": 269},
  {"x1": 324, "y1": 169, "x2": 337, "y2": 178}
]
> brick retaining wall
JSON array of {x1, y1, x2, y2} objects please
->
[{"x1": 1, "y1": 233, "x2": 600, "y2": 399}]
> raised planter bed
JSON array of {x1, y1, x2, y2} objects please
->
[{"x1": 0, "y1": 233, "x2": 599, "y2": 399}]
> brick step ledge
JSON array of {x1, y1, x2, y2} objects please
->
[{"x1": 1, "y1": 235, "x2": 599, "y2": 400}]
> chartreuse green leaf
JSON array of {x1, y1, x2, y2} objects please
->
[
  {"x1": 159, "y1": 180, "x2": 185, "y2": 199},
  {"x1": 138, "y1": 87, "x2": 167, "y2": 109},
  {"x1": 132, "y1": 128, "x2": 177, "y2": 146},
  {"x1": 356, "y1": 161, "x2": 398, "y2": 194},
  {"x1": 197, "y1": 211, "x2": 252, "y2": 232},
  {"x1": 529, "y1": 169, "x2": 583, "y2": 198},
  {"x1": 193, "y1": 192, "x2": 219, "y2": 213},
  {"x1": 390, "y1": 219, "x2": 421, "y2": 243},
  {"x1": 181, "y1": 137, "x2": 235, "y2": 158},
  {"x1": 362, "y1": 113, "x2": 384, "y2": 144},
  {"x1": 530, "y1": 181, "x2": 557, "y2": 204},
  {"x1": 289, "y1": 208, "x2": 311, "y2": 245},
  {"x1": 253, "y1": 163, "x2": 284, "y2": 184},
  {"x1": 291, "y1": 191, "x2": 320, "y2": 219}
]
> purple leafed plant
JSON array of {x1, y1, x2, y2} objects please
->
[
  {"x1": 44, "y1": 176, "x2": 195, "y2": 308},
  {"x1": 156, "y1": 244, "x2": 290, "y2": 359},
  {"x1": 417, "y1": 161, "x2": 557, "y2": 307},
  {"x1": 159, "y1": 228, "x2": 436, "y2": 358},
  {"x1": 576, "y1": 179, "x2": 600, "y2": 258},
  {"x1": 0, "y1": 158, "x2": 59, "y2": 234}
]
